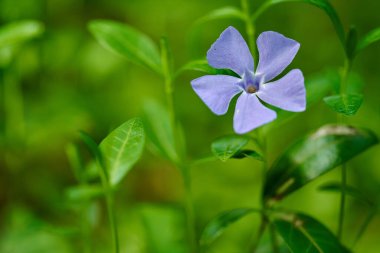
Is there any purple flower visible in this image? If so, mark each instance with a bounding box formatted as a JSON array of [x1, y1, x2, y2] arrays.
[[191, 26, 306, 134]]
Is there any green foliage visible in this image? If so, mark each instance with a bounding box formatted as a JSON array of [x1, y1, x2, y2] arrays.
[[100, 118, 145, 186], [176, 59, 238, 78], [346, 26, 358, 60], [194, 6, 245, 25], [323, 94, 363, 116], [65, 185, 105, 201], [88, 20, 162, 74], [0, 20, 44, 48], [232, 149, 264, 161], [211, 135, 250, 162], [200, 208, 258, 249], [264, 124, 378, 201], [143, 100, 179, 163], [356, 27, 380, 53], [274, 212, 350, 253]]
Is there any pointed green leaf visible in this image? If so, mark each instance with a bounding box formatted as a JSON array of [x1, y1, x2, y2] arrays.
[[323, 94, 363, 116], [346, 26, 358, 60], [100, 118, 145, 186], [264, 124, 378, 201], [0, 20, 44, 48], [211, 135, 250, 162], [175, 59, 238, 78], [254, 0, 345, 46], [143, 100, 179, 163], [195, 6, 245, 25], [88, 20, 161, 74], [274, 212, 350, 253], [356, 27, 380, 53], [200, 208, 259, 249]]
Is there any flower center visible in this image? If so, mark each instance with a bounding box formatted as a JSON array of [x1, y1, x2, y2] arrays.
[[246, 85, 257, 94]]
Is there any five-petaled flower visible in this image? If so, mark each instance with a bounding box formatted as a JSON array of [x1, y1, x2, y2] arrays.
[[191, 26, 306, 134]]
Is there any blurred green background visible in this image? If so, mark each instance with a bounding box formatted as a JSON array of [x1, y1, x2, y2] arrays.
[[0, 0, 380, 252]]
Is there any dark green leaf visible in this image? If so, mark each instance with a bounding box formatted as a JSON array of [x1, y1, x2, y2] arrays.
[[194, 6, 245, 25], [254, 0, 345, 46], [88, 20, 161, 74], [143, 100, 179, 163], [175, 59, 238, 78], [274, 212, 350, 253], [100, 118, 145, 186], [65, 185, 104, 201], [318, 181, 374, 206], [356, 27, 380, 53], [323, 94, 363, 116], [232, 149, 264, 161], [211, 135, 250, 162], [346, 26, 358, 60], [200, 208, 259, 249], [0, 20, 44, 48], [264, 124, 378, 201]]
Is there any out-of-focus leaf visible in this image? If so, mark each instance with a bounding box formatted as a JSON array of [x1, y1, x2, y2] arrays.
[[346, 26, 358, 60], [254, 0, 345, 46], [274, 212, 350, 253], [232, 149, 264, 161], [66, 143, 85, 183], [175, 59, 238, 78], [88, 20, 161, 74], [79, 131, 103, 164], [264, 124, 378, 201], [356, 27, 380, 53], [318, 181, 374, 206], [211, 135, 250, 162], [323, 94, 363, 116], [100, 118, 145, 186], [140, 205, 188, 253], [65, 185, 104, 201], [143, 100, 179, 163], [0, 20, 44, 48], [200, 208, 259, 249], [194, 6, 245, 25]]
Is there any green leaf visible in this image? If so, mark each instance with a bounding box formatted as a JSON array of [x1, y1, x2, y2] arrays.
[[175, 59, 238, 78], [65, 143, 85, 183], [356, 27, 380, 53], [88, 20, 161, 74], [100, 118, 145, 186], [0, 20, 44, 48], [65, 185, 105, 201], [194, 6, 245, 25], [232, 149, 264, 161], [143, 100, 179, 163], [211, 135, 250, 162], [255, 0, 345, 46], [323, 94, 363, 116], [200, 208, 259, 249], [345, 26, 358, 60], [274, 212, 350, 253], [318, 181, 374, 206], [264, 124, 378, 201]]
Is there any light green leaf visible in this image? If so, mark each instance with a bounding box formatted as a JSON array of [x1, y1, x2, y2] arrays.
[[274, 212, 350, 253], [88, 20, 161, 74], [323, 94, 363, 116], [100, 118, 145, 186], [65, 185, 105, 201], [254, 0, 345, 46], [175, 59, 238, 78], [195, 6, 245, 25], [143, 100, 179, 163], [200, 208, 259, 249], [0, 20, 44, 48], [211, 135, 250, 162], [356, 27, 380, 53], [263, 124, 378, 201]]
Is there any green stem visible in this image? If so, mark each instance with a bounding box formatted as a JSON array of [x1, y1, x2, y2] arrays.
[[241, 0, 256, 56], [269, 222, 280, 253], [249, 216, 268, 252]]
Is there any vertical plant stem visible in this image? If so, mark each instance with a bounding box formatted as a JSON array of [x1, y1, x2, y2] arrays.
[[241, 0, 256, 57], [269, 222, 280, 253], [337, 59, 352, 239]]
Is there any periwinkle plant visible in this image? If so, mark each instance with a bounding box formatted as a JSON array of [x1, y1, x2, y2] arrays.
[[61, 0, 380, 253]]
